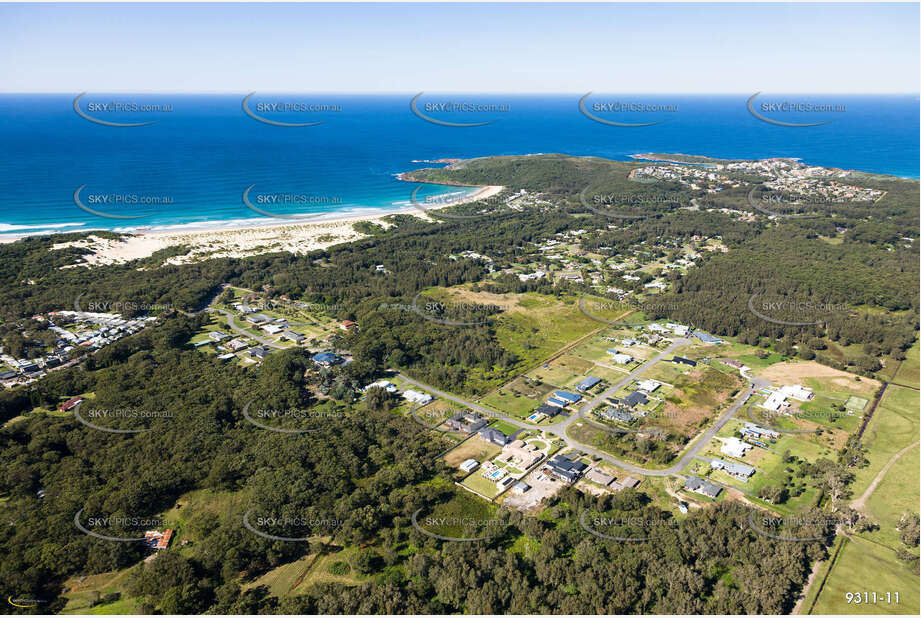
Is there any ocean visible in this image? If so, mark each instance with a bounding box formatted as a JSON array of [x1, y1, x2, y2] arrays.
[[0, 93, 917, 238]]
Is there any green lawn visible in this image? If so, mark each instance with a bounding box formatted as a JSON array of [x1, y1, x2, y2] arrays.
[[809, 535, 919, 614], [851, 386, 920, 498]]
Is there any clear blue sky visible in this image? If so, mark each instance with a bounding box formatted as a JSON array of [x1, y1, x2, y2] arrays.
[[1, 2, 918, 93]]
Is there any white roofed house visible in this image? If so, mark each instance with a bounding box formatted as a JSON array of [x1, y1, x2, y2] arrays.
[[720, 437, 753, 459], [761, 391, 787, 412], [779, 385, 814, 401], [403, 389, 433, 405]]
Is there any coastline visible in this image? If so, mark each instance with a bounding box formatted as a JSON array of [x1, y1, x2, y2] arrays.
[[13, 183, 503, 267]]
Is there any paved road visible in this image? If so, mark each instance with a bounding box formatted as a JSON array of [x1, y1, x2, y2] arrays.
[[397, 337, 757, 477], [209, 308, 286, 350]]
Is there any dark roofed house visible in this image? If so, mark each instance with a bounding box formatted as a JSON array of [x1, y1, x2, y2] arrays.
[[1, 370, 20, 381], [599, 407, 634, 423], [280, 330, 306, 343], [446, 411, 487, 434], [576, 376, 601, 392], [670, 356, 697, 367], [249, 347, 268, 360], [684, 476, 722, 498], [478, 426, 510, 446], [313, 352, 343, 367], [535, 403, 561, 417], [624, 391, 649, 408], [544, 454, 588, 484]]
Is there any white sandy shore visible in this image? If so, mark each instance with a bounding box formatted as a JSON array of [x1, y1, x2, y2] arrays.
[[15, 184, 503, 268]]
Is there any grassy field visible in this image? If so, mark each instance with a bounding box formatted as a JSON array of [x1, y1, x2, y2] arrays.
[[60, 568, 141, 614], [806, 383, 921, 615], [808, 535, 919, 614], [850, 386, 920, 497], [242, 554, 318, 597]]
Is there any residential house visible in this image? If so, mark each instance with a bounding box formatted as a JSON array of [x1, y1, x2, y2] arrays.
[[58, 396, 84, 411], [624, 391, 649, 409], [607, 350, 633, 364], [478, 426, 510, 446], [710, 458, 756, 481], [280, 330, 305, 343], [684, 476, 722, 498], [403, 390, 433, 405], [761, 391, 787, 412], [554, 390, 582, 404], [740, 422, 779, 440], [636, 379, 660, 392], [693, 331, 722, 344], [543, 454, 588, 483], [598, 407, 634, 423], [313, 352, 343, 367], [249, 347, 268, 360], [502, 440, 543, 469], [780, 385, 814, 401], [546, 397, 569, 408], [670, 356, 697, 367], [576, 376, 601, 392], [720, 437, 753, 458], [585, 468, 615, 487], [535, 403, 561, 417], [339, 320, 359, 332], [446, 411, 487, 434], [512, 482, 531, 495]]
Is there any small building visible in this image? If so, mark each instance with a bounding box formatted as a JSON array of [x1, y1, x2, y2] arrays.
[[0, 370, 19, 381], [478, 426, 510, 446], [684, 476, 722, 498], [249, 347, 268, 360], [666, 322, 690, 336], [208, 331, 229, 341], [217, 352, 236, 361], [512, 481, 531, 495], [227, 339, 249, 351], [261, 324, 284, 335], [576, 376, 601, 392], [459, 458, 480, 473], [339, 320, 359, 332], [585, 468, 615, 487], [619, 476, 640, 489], [670, 356, 697, 367], [58, 396, 84, 412], [144, 529, 173, 551]]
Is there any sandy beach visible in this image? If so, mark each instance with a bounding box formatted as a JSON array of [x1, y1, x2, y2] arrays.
[[17, 184, 504, 268]]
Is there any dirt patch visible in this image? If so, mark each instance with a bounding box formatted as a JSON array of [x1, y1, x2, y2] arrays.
[[500, 471, 564, 513], [756, 361, 879, 395], [444, 437, 502, 468]]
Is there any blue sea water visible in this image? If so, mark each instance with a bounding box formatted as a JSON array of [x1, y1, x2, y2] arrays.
[[0, 93, 917, 237]]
